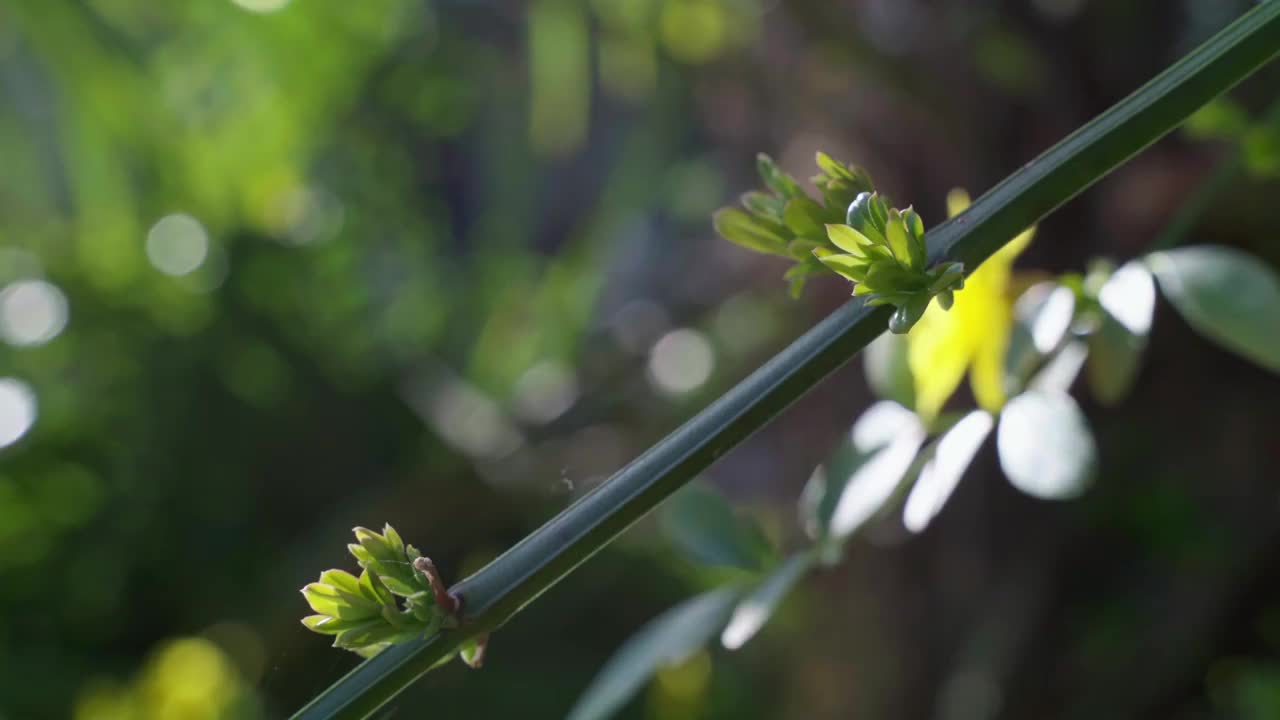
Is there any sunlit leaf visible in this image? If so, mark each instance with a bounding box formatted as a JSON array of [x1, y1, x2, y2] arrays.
[[903, 410, 993, 533], [1088, 262, 1154, 405], [567, 588, 741, 720], [721, 552, 815, 650], [1148, 246, 1280, 372], [1029, 341, 1088, 394], [1098, 261, 1156, 336], [783, 197, 827, 237], [997, 390, 1096, 500], [829, 415, 926, 541], [659, 483, 773, 572], [850, 400, 918, 453], [798, 447, 871, 541], [825, 224, 873, 255], [713, 208, 788, 256]]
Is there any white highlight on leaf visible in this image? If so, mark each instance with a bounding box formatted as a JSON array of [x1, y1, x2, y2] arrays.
[[1099, 261, 1155, 336], [1031, 285, 1076, 353], [903, 410, 993, 533], [1029, 341, 1088, 394], [997, 390, 1096, 500], [831, 415, 926, 540], [851, 400, 917, 453], [721, 553, 814, 650]]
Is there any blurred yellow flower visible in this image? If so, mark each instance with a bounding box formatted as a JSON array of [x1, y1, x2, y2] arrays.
[[75, 636, 255, 720], [906, 190, 1035, 421]]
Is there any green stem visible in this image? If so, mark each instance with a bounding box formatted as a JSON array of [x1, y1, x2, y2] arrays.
[[293, 5, 1280, 718]]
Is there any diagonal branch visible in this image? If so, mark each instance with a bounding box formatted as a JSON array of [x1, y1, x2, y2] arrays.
[[293, 4, 1280, 718]]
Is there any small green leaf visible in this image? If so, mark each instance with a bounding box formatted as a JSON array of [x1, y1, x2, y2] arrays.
[[863, 331, 916, 409], [888, 295, 930, 334], [359, 569, 395, 608], [884, 210, 916, 269], [659, 483, 773, 572], [865, 262, 927, 293], [814, 251, 868, 282], [902, 410, 993, 532], [714, 208, 788, 256], [319, 570, 363, 598], [301, 615, 362, 635], [845, 192, 886, 242], [354, 527, 398, 563], [302, 584, 377, 619], [348, 543, 376, 566], [783, 263, 819, 298], [821, 180, 862, 217], [333, 620, 404, 650], [815, 151, 853, 180], [382, 524, 405, 553], [721, 552, 815, 650], [1147, 246, 1280, 372], [902, 207, 927, 267], [825, 224, 872, 256], [783, 197, 827, 237], [997, 390, 1096, 500], [756, 153, 803, 198], [567, 588, 742, 720], [741, 191, 783, 220]]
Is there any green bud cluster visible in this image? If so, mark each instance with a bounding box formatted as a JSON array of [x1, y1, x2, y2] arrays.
[[301, 524, 456, 660], [713, 153, 965, 333]]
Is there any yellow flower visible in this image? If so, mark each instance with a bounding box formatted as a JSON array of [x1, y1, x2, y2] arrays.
[[906, 190, 1035, 421]]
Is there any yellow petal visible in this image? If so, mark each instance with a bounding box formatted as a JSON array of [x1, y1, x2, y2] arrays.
[[969, 301, 1014, 413], [908, 299, 975, 422], [905, 189, 1037, 420], [946, 188, 971, 218]]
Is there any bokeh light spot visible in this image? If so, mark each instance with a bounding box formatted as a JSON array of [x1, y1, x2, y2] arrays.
[[0, 279, 69, 347], [231, 0, 291, 13], [0, 378, 38, 449], [146, 213, 209, 277], [648, 328, 715, 395], [512, 361, 579, 424]]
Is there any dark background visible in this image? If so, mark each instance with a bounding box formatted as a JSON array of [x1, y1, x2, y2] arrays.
[[1, 0, 1279, 718]]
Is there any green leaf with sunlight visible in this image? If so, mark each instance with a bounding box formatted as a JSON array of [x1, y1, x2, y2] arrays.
[[720, 552, 816, 650], [713, 208, 789, 256], [567, 588, 742, 720], [1088, 261, 1157, 405], [902, 409, 994, 533], [1147, 246, 1280, 372]]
